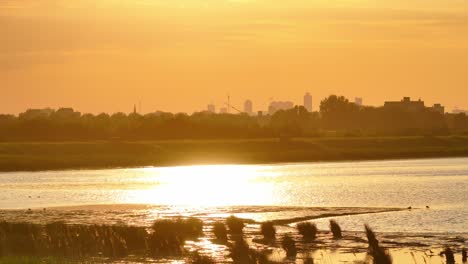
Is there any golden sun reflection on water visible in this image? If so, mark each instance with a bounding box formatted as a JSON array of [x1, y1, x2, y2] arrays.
[[125, 165, 276, 206]]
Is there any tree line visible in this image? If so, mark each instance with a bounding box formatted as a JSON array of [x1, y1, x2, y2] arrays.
[[1, 95, 468, 141]]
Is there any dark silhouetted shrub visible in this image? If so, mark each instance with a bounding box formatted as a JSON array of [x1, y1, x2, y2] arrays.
[[281, 235, 297, 258], [297, 222, 318, 241], [365, 225, 392, 264], [213, 222, 228, 242], [260, 221, 276, 241], [329, 220, 342, 239], [226, 215, 244, 235]]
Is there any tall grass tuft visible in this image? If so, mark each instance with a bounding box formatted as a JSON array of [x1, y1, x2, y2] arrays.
[[329, 220, 342, 239], [228, 239, 274, 264], [229, 239, 255, 263], [296, 222, 318, 242], [260, 221, 276, 241], [281, 234, 297, 258], [439, 247, 455, 264], [364, 225, 392, 264], [212, 222, 228, 242], [149, 217, 204, 256], [226, 215, 244, 235]]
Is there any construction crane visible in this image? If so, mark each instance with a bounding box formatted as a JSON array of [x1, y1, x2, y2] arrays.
[[224, 102, 243, 114]]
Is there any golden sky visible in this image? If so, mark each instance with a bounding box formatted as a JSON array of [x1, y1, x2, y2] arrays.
[[2, 0, 468, 114]]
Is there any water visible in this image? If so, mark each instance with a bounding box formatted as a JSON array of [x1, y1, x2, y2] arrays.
[[0, 157, 467, 234]]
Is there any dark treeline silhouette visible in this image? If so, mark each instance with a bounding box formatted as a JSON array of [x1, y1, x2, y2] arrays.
[[1, 95, 468, 141]]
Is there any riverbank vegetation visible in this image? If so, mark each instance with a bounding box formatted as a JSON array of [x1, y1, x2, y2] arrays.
[[0, 218, 464, 263], [1, 96, 468, 142], [1, 136, 468, 171]]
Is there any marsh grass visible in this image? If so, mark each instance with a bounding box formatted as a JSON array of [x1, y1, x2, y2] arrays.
[[149, 217, 204, 256], [228, 239, 274, 264], [296, 222, 317, 242], [212, 222, 228, 242], [0, 218, 204, 260], [364, 225, 392, 264], [440, 247, 455, 264], [281, 235, 297, 258], [329, 220, 342, 239], [3, 136, 468, 172], [260, 221, 276, 241], [226, 215, 244, 235], [1, 218, 463, 263]]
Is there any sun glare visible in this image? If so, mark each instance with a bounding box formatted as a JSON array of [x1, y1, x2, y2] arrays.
[[125, 165, 275, 207]]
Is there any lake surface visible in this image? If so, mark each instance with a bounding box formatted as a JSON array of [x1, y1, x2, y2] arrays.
[[0, 157, 467, 234]]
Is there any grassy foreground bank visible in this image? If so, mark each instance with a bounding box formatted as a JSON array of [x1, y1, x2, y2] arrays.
[[1, 136, 468, 172]]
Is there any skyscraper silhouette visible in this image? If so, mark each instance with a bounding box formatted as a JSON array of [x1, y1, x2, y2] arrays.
[[304, 92, 312, 112]]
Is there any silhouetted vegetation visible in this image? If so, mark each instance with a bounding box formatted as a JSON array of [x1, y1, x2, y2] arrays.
[[1, 220, 465, 263], [440, 247, 455, 264], [281, 234, 297, 258], [296, 222, 317, 242], [229, 239, 257, 264], [365, 225, 392, 264], [149, 217, 203, 256], [0, 218, 204, 260], [0, 221, 143, 259], [329, 220, 342, 239], [212, 222, 228, 242], [226, 216, 244, 235], [2, 96, 468, 172], [2, 95, 468, 143], [260, 221, 276, 241]]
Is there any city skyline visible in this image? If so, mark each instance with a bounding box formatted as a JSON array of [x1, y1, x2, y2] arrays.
[[1, 90, 465, 115], [6, 94, 458, 116]]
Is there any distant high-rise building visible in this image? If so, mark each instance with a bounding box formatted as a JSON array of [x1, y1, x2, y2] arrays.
[[207, 104, 216, 113], [268, 101, 294, 115], [244, 100, 253, 115], [303, 92, 312, 112], [431, 104, 445, 114], [220, 107, 228, 114], [384, 97, 444, 114], [355, 97, 363, 106], [384, 97, 425, 112]]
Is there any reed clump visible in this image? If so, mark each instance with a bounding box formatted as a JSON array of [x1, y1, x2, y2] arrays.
[[296, 222, 317, 242], [212, 222, 228, 242], [329, 220, 342, 239], [281, 234, 297, 258], [440, 247, 455, 264], [228, 239, 274, 264], [226, 215, 244, 235], [260, 221, 276, 241], [149, 217, 204, 256], [0, 218, 204, 259], [365, 225, 392, 264]]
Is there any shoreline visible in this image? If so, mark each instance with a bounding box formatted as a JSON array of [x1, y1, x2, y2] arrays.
[[2, 155, 468, 174], [1, 136, 468, 172], [0, 204, 406, 226]]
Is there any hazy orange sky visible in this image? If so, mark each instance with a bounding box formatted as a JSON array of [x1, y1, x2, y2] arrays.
[[2, 0, 468, 114]]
